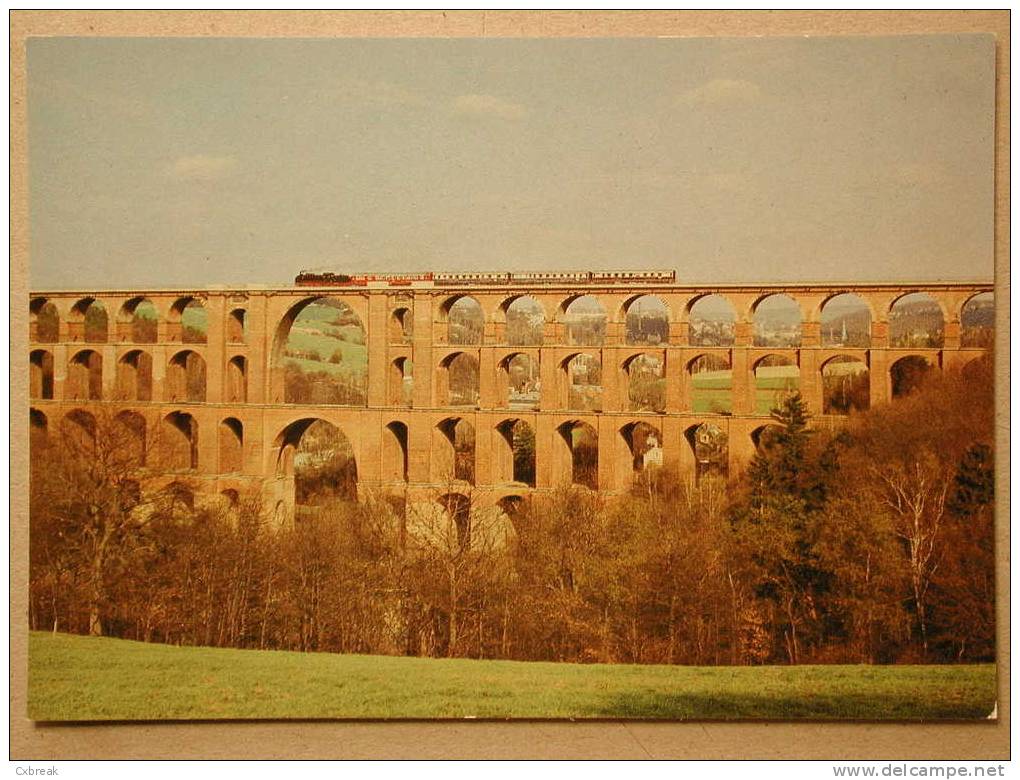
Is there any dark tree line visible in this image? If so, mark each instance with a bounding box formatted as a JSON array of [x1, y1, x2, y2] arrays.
[[29, 357, 995, 665]]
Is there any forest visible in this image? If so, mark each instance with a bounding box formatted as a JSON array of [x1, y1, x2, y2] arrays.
[[28, 356, 995, 667]]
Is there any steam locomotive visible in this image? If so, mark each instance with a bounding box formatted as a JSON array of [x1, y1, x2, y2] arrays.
[[294, 269, 676, 287]]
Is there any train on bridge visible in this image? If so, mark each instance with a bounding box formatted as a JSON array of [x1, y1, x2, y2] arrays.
[[294, 269, 677, 287]]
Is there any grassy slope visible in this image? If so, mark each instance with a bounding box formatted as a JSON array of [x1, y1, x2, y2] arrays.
[[28, 632, 995, 721]]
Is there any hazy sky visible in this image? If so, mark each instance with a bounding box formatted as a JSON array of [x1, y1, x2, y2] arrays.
[[27, 35, 994, 289]]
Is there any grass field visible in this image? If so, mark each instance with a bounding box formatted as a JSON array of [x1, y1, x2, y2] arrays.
[[28, 632, 995, 721]]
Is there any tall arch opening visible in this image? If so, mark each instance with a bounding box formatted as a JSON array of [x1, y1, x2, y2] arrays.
[[504, 296, 544, 346], [625, 353, 665, 412], [29, 408, 48, 451], [119, 297, 158, 343], [161, 412, 198, 471], [71, 298, 109, 344], [564, 353, 602, 411], [440, 352, 480, 407], [890, 293, 944, 348], [170, 298, 208, 344], [30, 350, 54, 400], [685, 423, 728, 481], [622, 421, 664, 483], [227, 309, 246, 344], [116, 350, 153, 401], [502, 353, 540, 409], [496, 419, 536, 486], [891, 355, 933, 399], [557, 420, 598, 490], [62, 409, 97, 457], [822, 356, 870, 414], [275, 419, 358, 506], [625, 295, 669, 346], [68, 350, 103, 400], [751, 424, 782, 453], [444, 296, 484, 345], [31, 298, 59, 343], [275, 297, 368, 405], [436, 417, 476, 484], [754, 354, 800, 414], [688, 294, 736, 347], [226, 355, 247, 403], [563, 295, 606, 347], [439, 493, 473, 550], [390, 307, 413, 344], [167, 350, 207, 402], [219, 417, 244, 474], [961, 292, 994, 348], [383, 421, 409, 483], [385, 356, 411, 406], [689, 354, 732, 414], [820, 293, 871, 348], [753, 294, 802, 348], [114, 410, 147, 469]]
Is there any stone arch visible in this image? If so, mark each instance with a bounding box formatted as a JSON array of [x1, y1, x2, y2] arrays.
[[161, 411, 198, 471], [496, 494, 528, 530], [389, 356, 414, 406], [502, 295, 545, 346], [114, 410, 147, 469], [221, 488, 240, 508], [226, 355, 247, 403], [163, 481, 196, 514], [961, 291, 994, 348], [753, 353, 800, 414], [891, 355, 933, 399], [688, 294, 736, 347], [30, 298, 60, 343], [438, 492, 473, 550], [623, 294, 669, 346], [820, 293, 871, 348], [439, 352, 480, 407], [441, 295, 484, 346], [621, 420, 664, 477], [623, 352, 665, 413], [116, 350, 153, 401], [501, 352, 540, 409], [169, 297, 208, 344], [272, 296, 368, 406], [561, 294, 606, 347], [383, 421, 409, 483], [496, 418, 536, 486], [69, 298, 109, 343], [67, 349, 103, 400], [750, 424, 782, 452], [273, 418, 358, 504], [752, 293, 802, 348], [118, 297, 159, 343], [29, 408, 48, 449], [390, 306, 413, 344], [889, 292, 945, 348], [435, 417, 476, 484], [562, 352, 603, 412], [688, 353, 732, 414], [62, 408, 97, 455], [29, 349, 54, 400], [219, 417, 244, 474], [821, 355, 870, 414], [167, 350, 207, 402], [556, 420, 598, 490], [685, 422, 728, 481], [227, 308, 246, 344]]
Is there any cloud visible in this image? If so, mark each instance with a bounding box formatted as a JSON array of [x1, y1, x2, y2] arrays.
[[451, 93, 528, 121], [676, 78, 762, 108], [168, 155, 238, 182]]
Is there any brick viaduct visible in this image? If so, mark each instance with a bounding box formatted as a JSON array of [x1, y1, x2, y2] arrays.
[[28, 280, 993, 523]]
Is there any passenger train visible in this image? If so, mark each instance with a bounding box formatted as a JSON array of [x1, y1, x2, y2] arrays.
[[294, 269, 676, 287]]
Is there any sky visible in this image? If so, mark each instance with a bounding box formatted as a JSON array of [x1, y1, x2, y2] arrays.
[[27, 35, 994, 289]]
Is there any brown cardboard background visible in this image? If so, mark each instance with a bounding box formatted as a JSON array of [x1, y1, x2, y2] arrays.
[[9, 10, 1010, 760]]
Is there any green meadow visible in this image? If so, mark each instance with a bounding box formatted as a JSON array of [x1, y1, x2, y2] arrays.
[[28, 632, 995, 721]]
